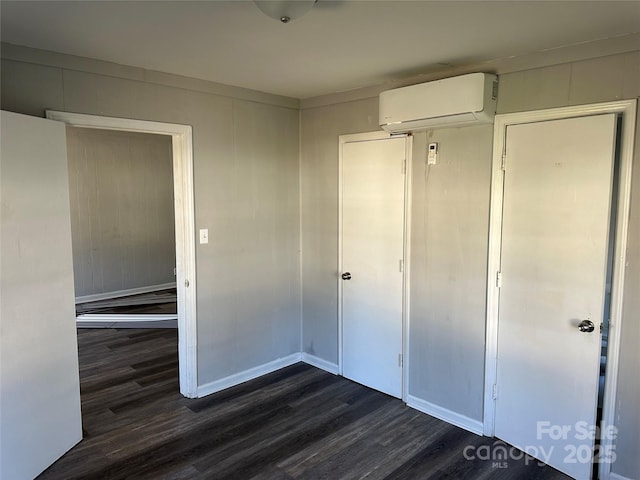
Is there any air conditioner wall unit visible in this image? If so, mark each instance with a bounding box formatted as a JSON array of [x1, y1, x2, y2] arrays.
[[379, 73, 498, 133]]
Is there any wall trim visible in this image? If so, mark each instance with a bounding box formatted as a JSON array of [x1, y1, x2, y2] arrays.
[[75, 282, 176, 304], [300, 353, 339, 375], [407, 395, 484, 436], [300, 33, 640, 110], [1, 43, 299, 110], [298, 108, 305, 358], [46, 110, 198, 399], [609, 473, 633, 480], [76, 315, 177, 329], [197, 353, 302, 398], [402, 135, 414, 404]]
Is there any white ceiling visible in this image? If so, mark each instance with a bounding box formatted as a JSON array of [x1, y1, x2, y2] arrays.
[[1, 1, 639, 99]]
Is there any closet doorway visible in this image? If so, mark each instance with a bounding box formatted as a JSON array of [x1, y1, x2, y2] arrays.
[[47, 111, 198, 398], [483, 100, 636, 480], [338, 131, 412, 400]]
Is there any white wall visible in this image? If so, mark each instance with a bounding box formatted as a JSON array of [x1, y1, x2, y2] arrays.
[[66, 127, 176, 298], [408, 125, 493, 423]]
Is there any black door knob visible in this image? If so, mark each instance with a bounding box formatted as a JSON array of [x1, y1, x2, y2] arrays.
[[577, 320, 595, 333], [341, 272, 352, 280]]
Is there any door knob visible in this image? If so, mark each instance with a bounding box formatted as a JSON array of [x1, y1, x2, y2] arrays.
[[577, 320, 595, 333], [341, 272, 352, 280]]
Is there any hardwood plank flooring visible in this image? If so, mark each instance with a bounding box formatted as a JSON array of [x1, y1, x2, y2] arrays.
[[76, 289, 177, 316], [37, 329, 571, 480]]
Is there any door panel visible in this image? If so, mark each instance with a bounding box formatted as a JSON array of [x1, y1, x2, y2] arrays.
[[1, 111, 82, 479], [495, 114, 617, 480], [341, 137, 405, 398]]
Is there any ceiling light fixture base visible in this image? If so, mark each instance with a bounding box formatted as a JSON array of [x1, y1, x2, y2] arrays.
[[254, 0, 317, 24]]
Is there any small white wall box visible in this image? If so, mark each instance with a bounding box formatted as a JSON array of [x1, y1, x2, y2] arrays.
[[428, 143, 438, 165]]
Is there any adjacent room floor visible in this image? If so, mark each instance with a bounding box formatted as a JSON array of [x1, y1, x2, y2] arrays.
[[75, 289, 177, 316], [37, 328, 570, 480]]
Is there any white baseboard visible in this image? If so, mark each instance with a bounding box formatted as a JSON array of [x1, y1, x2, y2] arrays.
[[407, 394, 484, 436], [610, 473, 633, 480], [197, 353, 303, 398], [76, 314, 177, 329], [301, 353, 339, 375], [75, 282, 177, 304]]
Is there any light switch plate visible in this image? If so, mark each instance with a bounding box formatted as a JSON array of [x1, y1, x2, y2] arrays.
[[199, 229, 209, 244]]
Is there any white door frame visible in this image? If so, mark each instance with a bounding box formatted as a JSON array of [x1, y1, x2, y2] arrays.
[[483, 100, 636, 479], [338, 131, 413, 401], [46, 110, 198, 398]]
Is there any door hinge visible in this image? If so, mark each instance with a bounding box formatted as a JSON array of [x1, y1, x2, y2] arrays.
[[398, 353, 403, 367], [492, 384, 498, 400], [185, 279, 190, 288], [402, 158, 407, 174], [496, 271, 502, 288], [399, 259, 404, 273], [501, 152, 507, 171]]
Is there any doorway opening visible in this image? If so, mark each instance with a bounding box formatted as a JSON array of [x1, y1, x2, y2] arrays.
[[66, 127, 177, 326], [46, 111, 198, 398]]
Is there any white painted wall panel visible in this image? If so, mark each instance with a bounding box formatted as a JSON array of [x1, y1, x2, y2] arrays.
[[196, 100, 301, 380], [408, 125, 492, 422]]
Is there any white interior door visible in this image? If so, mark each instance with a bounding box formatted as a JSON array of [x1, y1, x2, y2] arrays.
[[495, 114, 617, 480], [1, 111, 83, 479], [341, 136, 406, 398]]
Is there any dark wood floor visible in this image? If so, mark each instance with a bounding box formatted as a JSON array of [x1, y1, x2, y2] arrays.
[[76, 289, 177, 316], [38, 328, 570, 480]]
